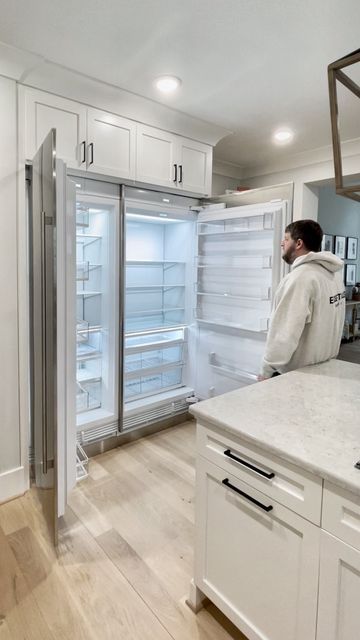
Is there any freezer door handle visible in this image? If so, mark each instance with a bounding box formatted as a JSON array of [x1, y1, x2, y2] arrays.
[[81, 140, 86, 164], [223, 449, 275, 479], [173, 163, 178, 183], [89, 142, 94, 165], [40, 210, 49, 474]]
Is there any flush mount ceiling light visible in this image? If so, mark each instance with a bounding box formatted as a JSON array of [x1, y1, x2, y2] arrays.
[[328, 48, 360, 203], [272, 129, 294, 144], [154, 75, 181, 93]]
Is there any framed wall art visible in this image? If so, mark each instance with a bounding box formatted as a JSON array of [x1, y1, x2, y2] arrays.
[[321, 234, 334, 252], [345, 263, 357, 286], [346, 237, 358, 260], [334, 235, 346, 259]]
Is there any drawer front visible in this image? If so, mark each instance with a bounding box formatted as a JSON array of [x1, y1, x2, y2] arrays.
[[197, 422, 322, 524], [322, 481, 360, 551], [195, 456, 320, 640]]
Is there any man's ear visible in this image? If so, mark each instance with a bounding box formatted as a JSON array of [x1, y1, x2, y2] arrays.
[[296, 238, 304, 250]]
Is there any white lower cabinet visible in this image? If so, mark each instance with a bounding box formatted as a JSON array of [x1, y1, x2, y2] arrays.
[[317, 531, 360, 640], [195, 456, 320, 640], [192, 422, 360, 640]]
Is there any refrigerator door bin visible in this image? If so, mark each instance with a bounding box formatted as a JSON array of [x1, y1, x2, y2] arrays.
[[197, 211, 273, 235], [208, 352, 258, 383], [197, 255, 272, 269], [195, 295, 270, 332]]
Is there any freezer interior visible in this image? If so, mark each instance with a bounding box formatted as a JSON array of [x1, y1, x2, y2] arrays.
[[76, 194, 118, 431]]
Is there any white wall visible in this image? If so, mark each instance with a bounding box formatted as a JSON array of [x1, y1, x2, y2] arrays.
[[243, 140, 360, 221], [0, 76, 24, 502], [211, 159, 244, 196]]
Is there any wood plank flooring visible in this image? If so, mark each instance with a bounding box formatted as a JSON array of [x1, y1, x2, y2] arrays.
[[0, 421, 247, 640]]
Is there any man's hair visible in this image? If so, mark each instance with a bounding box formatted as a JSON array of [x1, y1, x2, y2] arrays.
[[285, 220, 323, 252]]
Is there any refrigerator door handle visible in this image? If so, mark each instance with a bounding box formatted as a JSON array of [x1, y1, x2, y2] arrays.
[[173, 163, 178, 183], [40, 210, 49, 474]]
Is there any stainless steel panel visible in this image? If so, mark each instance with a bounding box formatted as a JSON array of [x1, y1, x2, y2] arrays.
[[30, 129, 58, 543]]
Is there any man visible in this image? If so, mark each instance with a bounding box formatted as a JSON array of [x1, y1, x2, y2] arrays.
[[258, 219, 345, 380]]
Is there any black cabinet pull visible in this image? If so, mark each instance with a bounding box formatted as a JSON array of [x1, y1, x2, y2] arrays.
[[222, 478, 273, 512], [173, 163, 178, 182], [81, 140, 86, 164], [89, 142, 94, 165], [224, 449, 275, 479], [178, 164, 183, 183]]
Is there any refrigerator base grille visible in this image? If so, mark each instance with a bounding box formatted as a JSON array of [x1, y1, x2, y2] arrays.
[[76, 398, 190, 446], [123, 397, 189, 431]]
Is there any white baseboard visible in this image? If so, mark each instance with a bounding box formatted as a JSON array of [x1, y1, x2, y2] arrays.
[[0, 466, 26, 504]]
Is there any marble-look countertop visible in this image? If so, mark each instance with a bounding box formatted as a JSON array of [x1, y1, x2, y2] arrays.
[[190, 359, 360, 496]]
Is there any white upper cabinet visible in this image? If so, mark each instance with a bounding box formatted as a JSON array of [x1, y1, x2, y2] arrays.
[[86, 108, 136, 178], [21, 87, 213, 193], [22, 88, 87, 168], [136, 124, 212, 195], [136, 124, 178, 188], [178, 138, 212, 195]]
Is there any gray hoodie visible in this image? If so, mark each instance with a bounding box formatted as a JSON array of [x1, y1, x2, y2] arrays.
[[261, 251, 345, 378]]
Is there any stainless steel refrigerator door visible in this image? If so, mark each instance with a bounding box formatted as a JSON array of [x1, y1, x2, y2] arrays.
[[30, 128, 70, 544]]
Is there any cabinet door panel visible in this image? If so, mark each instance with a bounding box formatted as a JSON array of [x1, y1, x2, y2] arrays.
[[23, 88, 86, 168], [195, 457, 319, 640], [317, 531, 360, 640], [87, 108, 136, 178], [179, 139, 212, 195], [136, 124, 177, 188]]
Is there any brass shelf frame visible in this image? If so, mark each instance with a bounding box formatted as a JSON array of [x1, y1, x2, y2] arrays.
[[328, 48, 360, 202]]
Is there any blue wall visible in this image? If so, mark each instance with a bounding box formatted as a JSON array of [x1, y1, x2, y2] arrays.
[[318, 185, 360, 285]]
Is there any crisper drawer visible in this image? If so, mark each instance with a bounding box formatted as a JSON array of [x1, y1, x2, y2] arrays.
[[322, 481, 360, 552], [197, 422, 322, 524]]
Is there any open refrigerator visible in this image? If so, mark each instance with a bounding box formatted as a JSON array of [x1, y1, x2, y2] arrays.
[[73, 184, 289, 445], [29, 131, 290, 535]]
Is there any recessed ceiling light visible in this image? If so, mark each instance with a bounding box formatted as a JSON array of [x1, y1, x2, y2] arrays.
[[273, 129, 294, 144], [155, 75, 181, 93]]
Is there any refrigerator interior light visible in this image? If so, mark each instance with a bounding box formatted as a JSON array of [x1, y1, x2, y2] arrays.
[[126, 213, 180, 223]]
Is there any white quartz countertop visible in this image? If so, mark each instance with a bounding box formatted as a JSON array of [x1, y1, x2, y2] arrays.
[[190, 359, 360, 496]]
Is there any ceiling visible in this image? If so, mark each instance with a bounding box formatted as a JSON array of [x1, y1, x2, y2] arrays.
[[0, 0, 359, 169]]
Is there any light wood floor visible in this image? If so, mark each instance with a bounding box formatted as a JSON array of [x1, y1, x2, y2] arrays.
[[0, 420, 247, 640]]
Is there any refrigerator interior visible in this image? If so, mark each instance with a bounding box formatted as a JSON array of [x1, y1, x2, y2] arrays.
[[123, 199, 197, 429], [75, 192, 119, 433], [194, 202, 287, 399]]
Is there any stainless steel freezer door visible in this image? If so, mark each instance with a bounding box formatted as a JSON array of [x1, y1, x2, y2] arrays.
[[30, 129, 76, 544]]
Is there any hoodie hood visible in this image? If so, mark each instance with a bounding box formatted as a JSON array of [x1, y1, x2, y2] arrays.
[[292, 251, 344, 273]]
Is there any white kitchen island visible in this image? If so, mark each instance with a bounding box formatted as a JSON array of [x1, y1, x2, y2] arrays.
[[188, 359, 360, 640]]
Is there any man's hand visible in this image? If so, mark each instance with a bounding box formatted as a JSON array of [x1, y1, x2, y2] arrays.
[[257, 375, 269, 382]]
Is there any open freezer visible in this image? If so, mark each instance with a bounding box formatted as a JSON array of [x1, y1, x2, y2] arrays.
[[75, 188, 119, 436]]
